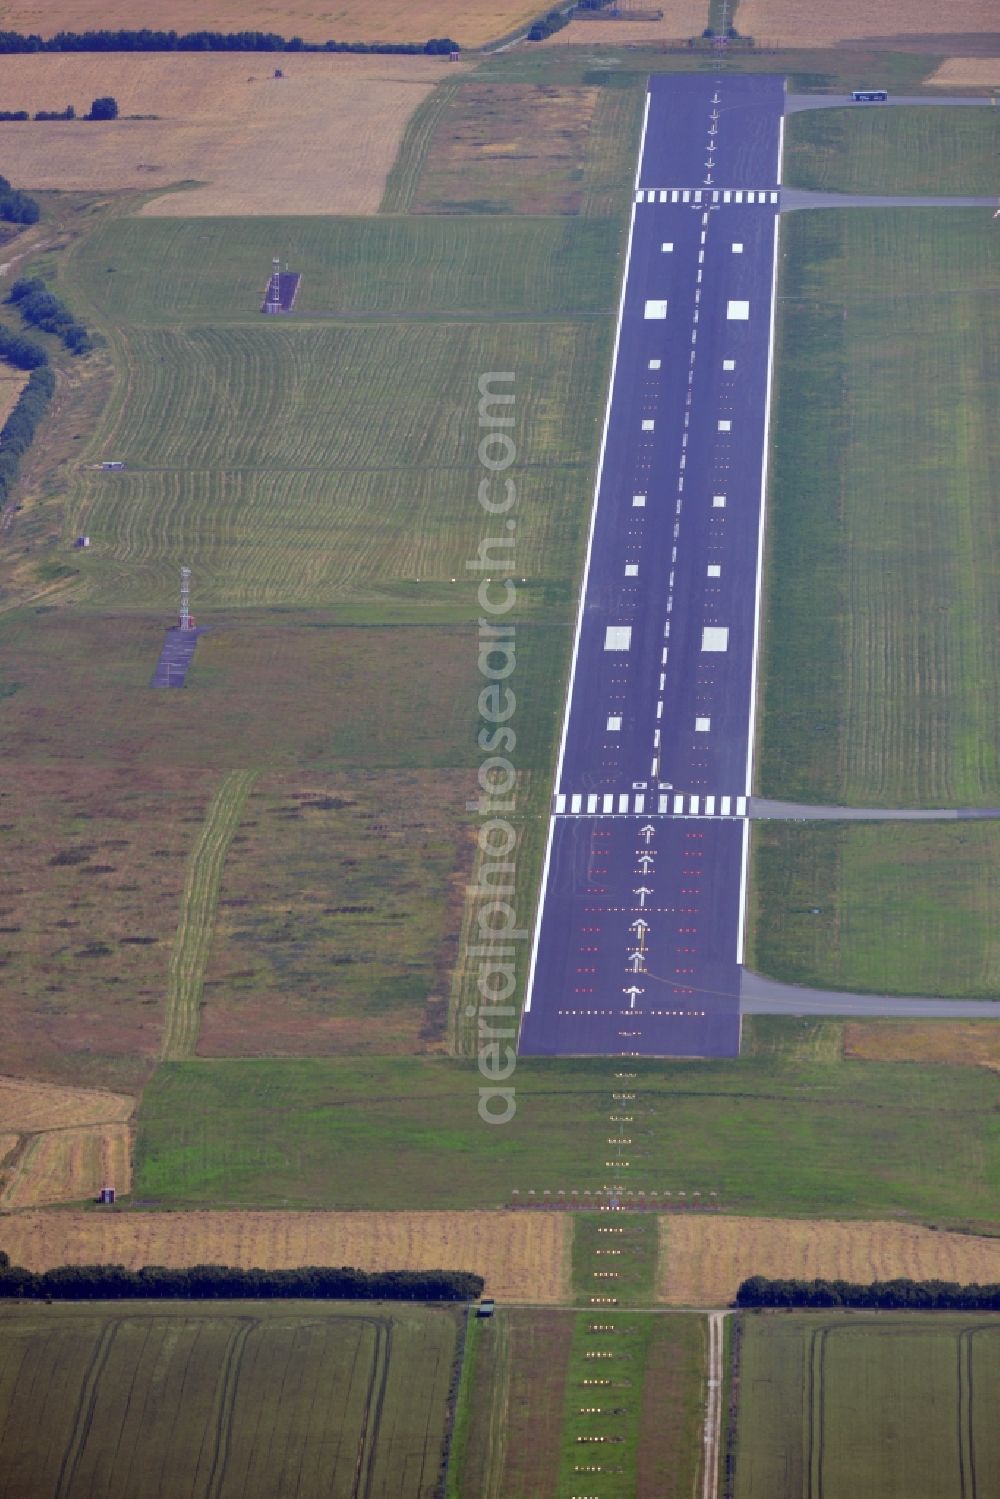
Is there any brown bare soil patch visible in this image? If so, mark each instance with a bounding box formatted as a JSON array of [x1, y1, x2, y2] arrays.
[[0, 54, 458, 216], [1, 1123, 131, 1207], [737, 0, 998, 48], [0, 765, 216, 1090], [844, 1020, 1000, 1068], [0, 369, 27, 426], [412, 83, 600, 214], [540, 6, 709, 45], [198, 770, 475, 1058], [0, 1210, 572, 1301], [928, 56, 1000, 85], [0, 1, 539, 48], [659, 1216, 1000, 1306]]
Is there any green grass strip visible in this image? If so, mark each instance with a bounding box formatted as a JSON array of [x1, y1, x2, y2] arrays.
[[161, 769, 257, 1060], [380, 79, 463, 214]]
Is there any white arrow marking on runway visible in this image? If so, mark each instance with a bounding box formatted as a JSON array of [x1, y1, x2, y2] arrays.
[[704, 172, 714, 184], [709, 124, 718, 135], [624, 985, 644, 1009], [627, 951, 644, 973], [637, 853, 655, 872], [629, 917, 650, 936], [639, 824, 656, 844], [634, 886, 652, 908]]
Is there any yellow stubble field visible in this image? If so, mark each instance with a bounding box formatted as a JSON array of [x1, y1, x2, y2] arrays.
[[928, 58, 1000, 88], [0, 1076, 134, 1207], [659, 1216, 1000, 1306], [0, 53, 460, 215], [0, 1210, 572, 1301], [737, 0, 998, 47], [0, 1, 541, 47], [0, 368, 27, 425]]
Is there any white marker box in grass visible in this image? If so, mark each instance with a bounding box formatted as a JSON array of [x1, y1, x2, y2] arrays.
[[604, 626, 632, 652], [644, 299, 668, 320], [607, 715, 622, 731], [707, 563, 721, 577], [727, 300, 749, 320], [632, 494, 646, 508], [713, 495, 726, 508], [625, 563, 638, 577], [732, 243, 743, 254], [648, 358, 661, 370], [723, 359, 735, 371], [695, 717, 711, 732], [718, 420, 731, 432], [701, 627, 729, 652], [642, 419, 655, 431]]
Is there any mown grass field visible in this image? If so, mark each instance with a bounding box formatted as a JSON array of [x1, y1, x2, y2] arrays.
[[384, 79, 645, 217], [199, 771, 473, 1057], [449, 1309, 705, 1499], [58, 212, 614, 612], [0, 764, 217, 1089], [134, 1055, 999, 1225], [72, 214, 620, 324], [733, 1313, 1000, 1499], [784, 106, 1000, 195], [0, 1300, 461, 1499], [756, 209, 1000, 807], [749, 821, 1000, 997]]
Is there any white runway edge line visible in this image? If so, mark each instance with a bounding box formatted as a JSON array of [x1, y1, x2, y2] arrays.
[[520, 90, 651, 1021], [736, 116, 784, 966]]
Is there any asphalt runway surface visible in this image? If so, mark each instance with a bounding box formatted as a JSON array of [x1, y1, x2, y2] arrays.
[[520, 75, 785, 1059]]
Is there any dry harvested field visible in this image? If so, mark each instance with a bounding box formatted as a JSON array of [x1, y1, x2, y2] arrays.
[[1, 1123, 131, 1206], [845, 1020, 1000, 1068], [0, 764, 216, 1089], [928, 56, 1000, 86], [737, 0, 999, 48], [0, 1210, 572, 1301], [0, 54, 458, 215], [0, 0, 540, 47], [0, 1075, 133, 1130], [540, 5, 708, 44], [659, 1216, 1000, 1306], [0, 1076, 134, 1207]]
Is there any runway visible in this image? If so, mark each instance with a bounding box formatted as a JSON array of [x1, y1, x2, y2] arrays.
[[519, 75, 785, 1059]]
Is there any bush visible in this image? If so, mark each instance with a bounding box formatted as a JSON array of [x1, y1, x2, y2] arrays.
[[0, 110, 28, 121], [34, 104, 75, 120], [0, 364, 55, 509], [0, 188, 39, 224], [88, 95, 119, 120], [8, 275, 91, 354], [0, 327, 47, 369]]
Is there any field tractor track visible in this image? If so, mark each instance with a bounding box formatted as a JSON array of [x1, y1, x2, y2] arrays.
[[53, 1317, 123, 1499], [354, 1316, 393, 1499], [204, 1316, 260, 1499], [161, 768, 257, 1061]]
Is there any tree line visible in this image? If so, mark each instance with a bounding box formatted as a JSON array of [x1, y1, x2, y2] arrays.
[[0, 29, 459, 55], [736, 1276, 1000, 1310], [0, 172, 39, 225], [0, 364, 55, 511], [0, 1251, 484, 1302], [8, 276, 92, 355]]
